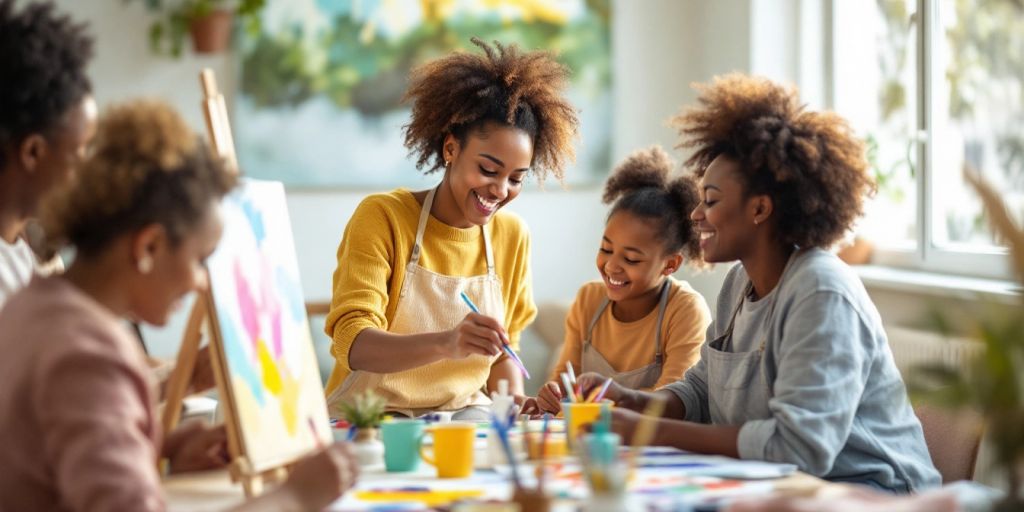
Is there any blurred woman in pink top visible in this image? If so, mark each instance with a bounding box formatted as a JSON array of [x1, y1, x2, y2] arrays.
[[0, 100, 359, 511]]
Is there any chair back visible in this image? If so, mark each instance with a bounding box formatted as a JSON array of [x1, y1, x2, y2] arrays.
[[914, 404, 983, 483]]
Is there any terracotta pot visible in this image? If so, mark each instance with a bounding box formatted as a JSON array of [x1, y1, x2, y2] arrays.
[[837, 237, 874, 266], [189, 9, 232, 54]]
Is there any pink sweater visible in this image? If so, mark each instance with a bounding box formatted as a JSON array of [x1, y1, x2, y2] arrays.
[[0, 276, 163, 511]]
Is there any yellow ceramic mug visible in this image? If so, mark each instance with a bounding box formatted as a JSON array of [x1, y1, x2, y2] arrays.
[[420, 423, 476, 478], [565, 402, 609, 448]]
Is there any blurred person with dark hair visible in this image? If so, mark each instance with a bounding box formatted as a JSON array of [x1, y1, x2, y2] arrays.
[[0, 0, 97, 309]]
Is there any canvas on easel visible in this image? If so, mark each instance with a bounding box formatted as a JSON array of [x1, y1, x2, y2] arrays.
[[161, 69, 330, 497], [205, 179, 331, 473]]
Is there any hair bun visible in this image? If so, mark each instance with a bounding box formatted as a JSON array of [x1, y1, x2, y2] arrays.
[[602, 145, 674, 204]]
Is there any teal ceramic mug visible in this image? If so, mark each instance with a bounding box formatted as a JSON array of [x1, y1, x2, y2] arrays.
[[381, 419, 426, 472]]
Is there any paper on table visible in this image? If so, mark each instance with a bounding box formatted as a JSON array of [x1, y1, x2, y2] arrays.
[[636, 447, 797, 479]]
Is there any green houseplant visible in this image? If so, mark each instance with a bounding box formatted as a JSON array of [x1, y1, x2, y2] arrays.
[[909, 167, 1024, 511], [125, 0, 265, 57], [338, 390, 387, 468]]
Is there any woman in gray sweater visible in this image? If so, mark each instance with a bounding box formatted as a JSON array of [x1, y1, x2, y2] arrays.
[[577, 74, 941, 493]]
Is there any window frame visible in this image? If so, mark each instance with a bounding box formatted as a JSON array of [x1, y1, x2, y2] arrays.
[[828, 0, 1013, 280]]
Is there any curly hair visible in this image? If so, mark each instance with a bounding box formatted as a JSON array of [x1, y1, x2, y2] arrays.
[[0, 0, 93, 166], [672, 74, 875, 249], [603, 146, 702, 264], [402, 37, 579, 181], [42, 100, 237, 256]]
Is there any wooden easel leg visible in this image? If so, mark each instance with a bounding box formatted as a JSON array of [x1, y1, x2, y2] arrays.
[[161, 294, 208, 435], [242, 474, 263, 498]]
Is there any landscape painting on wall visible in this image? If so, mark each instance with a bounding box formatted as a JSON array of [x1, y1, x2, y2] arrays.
[[235, 0, 611, 188]]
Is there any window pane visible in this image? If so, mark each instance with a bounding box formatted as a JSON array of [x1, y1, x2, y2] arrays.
[[834, 0, 918, 250], [931, 0, 1024, 250]]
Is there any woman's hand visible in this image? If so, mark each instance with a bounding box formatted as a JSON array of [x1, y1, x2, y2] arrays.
[[575, 372, 628, 404], [283, 442, 360, 510], [163, 420, 229, 473], [447, 312, 509, 359], [605, 407, 646, 444], [535, 381, 565, 414]]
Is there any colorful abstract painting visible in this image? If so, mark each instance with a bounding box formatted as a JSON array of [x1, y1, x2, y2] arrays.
[[206, 179, 331, 471], [235, 0, 612, 187]]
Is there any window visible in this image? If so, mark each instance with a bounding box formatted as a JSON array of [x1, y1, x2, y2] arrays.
[[831, 0, 1024, 279]]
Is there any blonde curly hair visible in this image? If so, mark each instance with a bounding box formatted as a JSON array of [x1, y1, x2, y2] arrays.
[[42, 99, 236, 255]]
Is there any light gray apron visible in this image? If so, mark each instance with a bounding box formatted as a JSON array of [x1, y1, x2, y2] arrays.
[[326, 187, 504, 418], [706, 252, 797, 425], [581, 279, 671, 389]]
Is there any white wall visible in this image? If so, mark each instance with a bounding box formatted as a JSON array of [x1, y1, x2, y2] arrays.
[[46, 0, 769, 358]]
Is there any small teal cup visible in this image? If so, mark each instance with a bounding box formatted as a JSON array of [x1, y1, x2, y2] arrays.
[[381, 419, 425, 472]]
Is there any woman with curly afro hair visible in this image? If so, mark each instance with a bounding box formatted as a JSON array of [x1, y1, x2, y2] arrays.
[[575, 74, 940, 493], [526, 146, 711, 415], [324, 38, 579, 419]]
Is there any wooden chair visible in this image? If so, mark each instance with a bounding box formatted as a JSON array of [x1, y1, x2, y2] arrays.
[[532, 301, 571, 379], [914, 403, 983, 483]]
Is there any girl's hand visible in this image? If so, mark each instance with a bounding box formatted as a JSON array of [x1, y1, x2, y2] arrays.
[[518, 395, 541, 416], [447, 312, 508, 359], [535, 381, 564, 414]]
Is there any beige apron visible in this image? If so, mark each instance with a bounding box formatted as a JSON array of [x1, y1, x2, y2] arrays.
[[581, 279, 671, 389], [327, 187, 505, 417]]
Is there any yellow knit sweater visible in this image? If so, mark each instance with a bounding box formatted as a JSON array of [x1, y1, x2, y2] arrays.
[[324, 189, 536, 398], [549, 277, 711, 390]]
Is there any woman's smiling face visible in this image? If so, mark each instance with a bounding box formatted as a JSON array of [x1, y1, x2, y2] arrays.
[[690, 155, 762, 264], [441, 121, 533, 228]]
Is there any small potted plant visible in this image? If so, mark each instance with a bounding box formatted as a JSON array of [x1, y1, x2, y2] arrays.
[[338, 390, 387, 468], [909, 167, 1024, 511], [125, 0, 265, 57]]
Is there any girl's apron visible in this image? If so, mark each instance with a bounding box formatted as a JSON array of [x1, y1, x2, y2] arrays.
[[581, 279, 671, 389], [706, 251, 797, 425], [327, 187, 505, 417]]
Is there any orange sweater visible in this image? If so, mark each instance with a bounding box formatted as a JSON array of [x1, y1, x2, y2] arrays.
[[550, 277, 711, 390]]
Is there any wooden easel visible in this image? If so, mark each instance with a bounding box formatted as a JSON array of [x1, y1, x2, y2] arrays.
[[160, 69, 290, 497]]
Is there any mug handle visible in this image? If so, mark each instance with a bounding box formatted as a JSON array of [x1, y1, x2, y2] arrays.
[[419, 427, 435, 466], [419, 443, 436, 467]]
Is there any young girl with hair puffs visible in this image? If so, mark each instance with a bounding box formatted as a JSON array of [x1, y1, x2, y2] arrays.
[[526, 146, 711, 414]]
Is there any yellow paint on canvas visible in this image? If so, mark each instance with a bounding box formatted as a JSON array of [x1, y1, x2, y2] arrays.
[[279, 368, 301, 436], [257, 339, 283, 395]]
